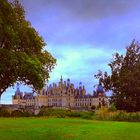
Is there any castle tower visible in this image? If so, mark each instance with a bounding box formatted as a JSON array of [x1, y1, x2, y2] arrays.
[[96, 83, 104, 97], [96, 82, 106, 107], [42, 88, 46, 96], [64, 81, 66, 86], [67, 78, 70, 87], [79, 82, 82, 95], [14, 83, 22, 100], [79, 82, 82, 87], [60, 75, 63, 83], [82, 85, 86, 95], [59, 76, 63, 87], [75, 87, 79, 96], [15, 83, 20, 94]]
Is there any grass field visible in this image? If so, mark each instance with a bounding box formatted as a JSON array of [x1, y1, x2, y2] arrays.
[[0, 118, 140, 140]]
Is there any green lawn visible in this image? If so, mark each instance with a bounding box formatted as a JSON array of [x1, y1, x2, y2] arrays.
[[0, 118, 140, 140]]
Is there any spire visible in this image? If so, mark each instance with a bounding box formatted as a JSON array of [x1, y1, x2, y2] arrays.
[[97, 83, 104, 94], [79, 82, 82, 87], [16, 83, 20, 93], [60, 75, 63, 81], [67, 78, 70, 87]]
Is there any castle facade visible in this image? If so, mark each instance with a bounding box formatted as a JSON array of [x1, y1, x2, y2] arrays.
[[12, 77, 108, 109]]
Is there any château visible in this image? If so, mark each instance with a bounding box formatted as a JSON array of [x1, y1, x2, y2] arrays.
[[12, 77, 108, 109]]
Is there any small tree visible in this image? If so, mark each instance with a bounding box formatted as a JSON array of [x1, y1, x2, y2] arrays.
[[95, 40, 140, 112]]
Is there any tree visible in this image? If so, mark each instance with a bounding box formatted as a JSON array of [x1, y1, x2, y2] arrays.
[[95, 40, 140, 112], [0, 0, 56, 99]]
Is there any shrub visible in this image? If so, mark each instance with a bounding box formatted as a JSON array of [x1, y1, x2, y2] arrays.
[[11, 110, 24, 117], [96, 107, 108, 118], [0, 107, 11, 117], [81, 112, 94, 119], [38, 107, 95, 119], [113, 111, 140, 122], [67, 111, 82, 117], [95, 107, 140, 122], [91, 105, 96, 110], [108, 104, 117, 112], [38, 108, 71, 118]]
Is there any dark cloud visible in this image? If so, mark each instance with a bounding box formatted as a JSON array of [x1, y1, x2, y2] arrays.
[[20, 0, 140, 21], [18, 0, 140, 48]]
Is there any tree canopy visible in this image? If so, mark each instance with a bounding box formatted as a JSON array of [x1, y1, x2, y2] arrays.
[[0, 0, 56, 97], [95, 40, 140, 112]]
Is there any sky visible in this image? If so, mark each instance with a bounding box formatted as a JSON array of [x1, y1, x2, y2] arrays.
[[2, 0, 140, 104]]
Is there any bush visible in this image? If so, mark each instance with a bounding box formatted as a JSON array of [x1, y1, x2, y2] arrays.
[[0, 107, 11, 117], [81, 112, 94, 119], [10, 109, 32, 117], [113, 111, 140, 122], [95, 107, 109, 120], [38, 108, 70, 118], [108, 104, 117, 112], [38, 107, 95, 119], [95, 107, 140, 122], [11, 110, 24, 117], [67, 111, 82, 118], [91, 105, 96, 110]]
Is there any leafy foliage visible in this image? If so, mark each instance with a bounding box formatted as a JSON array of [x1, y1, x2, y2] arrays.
[[0, 0, 56, 96], [38, 107, 94, 119], [95, 40, 140, 112], [95, 107, 140, 122], [0, 107, 11, 117], [108, 104, 117, 112]]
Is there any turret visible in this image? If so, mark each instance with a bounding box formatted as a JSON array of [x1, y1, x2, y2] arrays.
[[64, 81, 66, 87], [79, 82, 82, 87], [53, 83, 55, 88], [79, 82, 82, 95], [82, 85, 86, 95], [67, 78, 70, 87], [15, 83, 20, 95], [60, 75, 63, 83], [96, 83, 104, 97], [42, 88, 46, 96]]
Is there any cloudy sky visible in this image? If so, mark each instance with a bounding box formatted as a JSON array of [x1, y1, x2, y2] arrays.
[[2, 0, 140, 104]]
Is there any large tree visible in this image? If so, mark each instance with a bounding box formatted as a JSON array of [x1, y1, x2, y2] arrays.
[[0, 0, 56, 98], [95, 40, 140, 112]]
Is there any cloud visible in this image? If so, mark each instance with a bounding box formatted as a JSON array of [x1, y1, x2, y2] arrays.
[[19, 0, 140, 50], [47, 45, 112, 90], [20, 0, 140, 21]]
